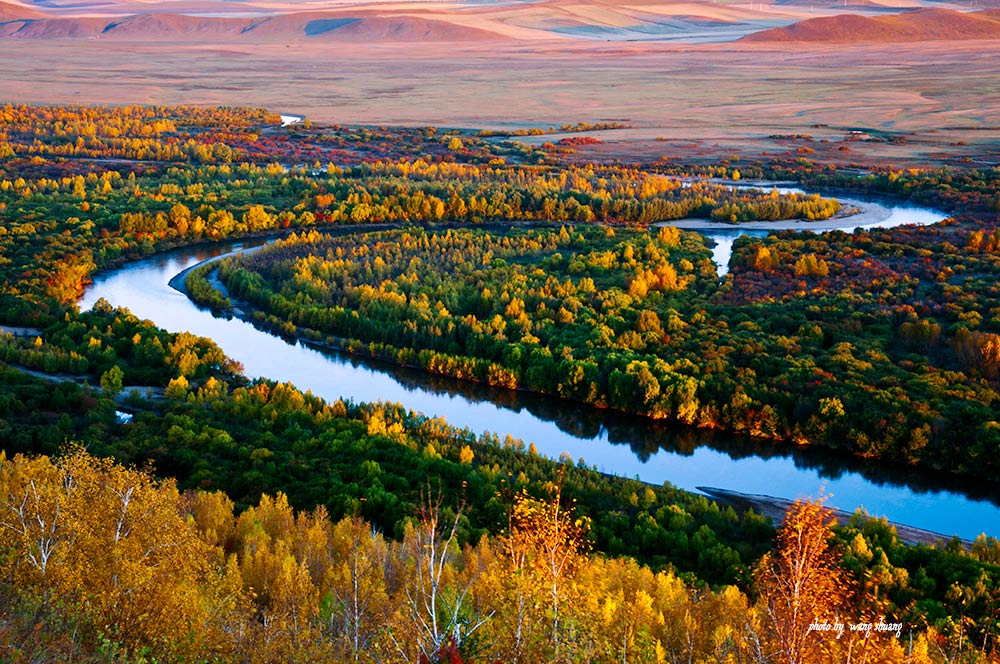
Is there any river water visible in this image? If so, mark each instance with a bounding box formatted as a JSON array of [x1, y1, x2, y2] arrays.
[[668, 183, 946, 275], [700, 203, 946, 275], [79, 215, 1000, 541]]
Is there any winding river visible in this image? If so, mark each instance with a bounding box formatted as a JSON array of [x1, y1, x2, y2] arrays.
[[79, 202, 1000, 541], [662, 183, 947, 275]]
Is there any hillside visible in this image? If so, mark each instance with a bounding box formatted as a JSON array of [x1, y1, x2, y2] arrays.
[[0, 0, 42, 20], [243, 12, 507, 41], [312, 16, 505, 41], [2, 15, 107, 38], [100, 13, 251, 39], [0, 7, 509, 41], [743, 7, 1000, 42]]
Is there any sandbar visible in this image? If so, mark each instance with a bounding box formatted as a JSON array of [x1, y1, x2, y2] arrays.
[[654, 196, 892, 232]]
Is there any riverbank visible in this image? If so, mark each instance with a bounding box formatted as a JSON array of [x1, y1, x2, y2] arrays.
[[698, 486, 974, 549], [4, 362, 165, 406], [167, 244, 268, 297]]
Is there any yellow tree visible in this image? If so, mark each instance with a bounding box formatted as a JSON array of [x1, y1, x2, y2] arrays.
[[586, 556, 662, 663], [494, 484, 590, 662], [181, 488, 235, 549], [322, 515, 395, 662], [0, 451, 65, 591], [0, 448, 235, 659], [754, 498, 850, 664], [57, 450, 217, 653], [394, 489, 489, 663], [234, 492, 319, 658]]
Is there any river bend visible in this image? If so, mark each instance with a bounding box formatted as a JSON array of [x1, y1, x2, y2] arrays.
[[79, 207, 1000, 541]]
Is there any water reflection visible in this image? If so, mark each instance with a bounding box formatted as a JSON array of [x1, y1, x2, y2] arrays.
[[330, 347, 1000, 506], [80, 218, 1000, 540]]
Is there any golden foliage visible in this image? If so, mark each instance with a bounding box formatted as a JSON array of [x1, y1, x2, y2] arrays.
[[0, 447, 233, 658], [0, 451, 981, 663], [754, 498, 849, 664]]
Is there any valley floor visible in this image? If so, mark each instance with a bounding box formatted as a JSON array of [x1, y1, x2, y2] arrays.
[[5, 39, 1000, 168]]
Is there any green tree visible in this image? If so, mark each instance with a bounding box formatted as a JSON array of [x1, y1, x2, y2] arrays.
[[99, 365, 124, 398]]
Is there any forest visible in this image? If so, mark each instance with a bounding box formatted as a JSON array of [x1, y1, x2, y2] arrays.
[[195, 212, 1000, 479], [4, 446, 995, 664], [0, 104, 999, 662]]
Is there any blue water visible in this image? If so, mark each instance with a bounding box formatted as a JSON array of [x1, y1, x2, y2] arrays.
[[80, 215, 999, 541]]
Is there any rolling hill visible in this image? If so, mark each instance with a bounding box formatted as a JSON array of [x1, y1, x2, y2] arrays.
[[0, 1, 43, 20], [5, 0, 999, 43], [742, 7, 1000, 42], [0, 8, 509, 41]]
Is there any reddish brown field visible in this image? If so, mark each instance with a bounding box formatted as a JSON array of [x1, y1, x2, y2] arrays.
[[3, 0, 1000, 166]]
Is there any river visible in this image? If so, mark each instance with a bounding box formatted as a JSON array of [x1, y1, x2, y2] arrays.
[[79, 213, 1000, 542], [661, 182, 946, 275]]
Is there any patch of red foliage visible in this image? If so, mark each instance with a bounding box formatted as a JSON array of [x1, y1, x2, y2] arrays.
[[557, 136, 604, 146]]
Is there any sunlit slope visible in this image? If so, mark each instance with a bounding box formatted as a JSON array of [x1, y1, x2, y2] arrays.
[[743, 7, 1000, 42]]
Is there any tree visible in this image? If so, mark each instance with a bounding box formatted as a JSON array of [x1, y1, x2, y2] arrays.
[[753, 498, 849, 664], [323, 515, 394, 662], [0, 448, 229, 658], [395, 489, 489, 663], [99, 364, 124, 398], [235, 492, 320, 657], [0, 451, 64, 589], [503, 484, 589, 660], [165, 374, 190, 400]]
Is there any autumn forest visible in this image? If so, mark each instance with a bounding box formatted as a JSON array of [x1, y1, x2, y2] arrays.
[[1, 104, 1000, 663]]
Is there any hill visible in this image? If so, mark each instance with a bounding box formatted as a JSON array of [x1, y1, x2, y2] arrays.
[[3, 15, 106, 38], [6, 0, 1000, 45], [243, 12, 506, 41], [0, 8, 508, 41], [743, 8, 1000, 42], [0, 0, 43, 20], [310, 16, 505, 41], [100, 13, 251, 39]]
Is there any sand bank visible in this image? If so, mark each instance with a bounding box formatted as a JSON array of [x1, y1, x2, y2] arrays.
[[699, 486, 972, 549], [655, 197, 892, 232]]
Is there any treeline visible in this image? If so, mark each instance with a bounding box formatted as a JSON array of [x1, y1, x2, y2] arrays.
[[0, 104, 525, 169], [0, 103, 280, 163], [304, 161, 839, 225], [476, 121, 630, 138], [710, 187, 840, 223], [2, 448, 998, 663], [776, 161, 1000, 215]]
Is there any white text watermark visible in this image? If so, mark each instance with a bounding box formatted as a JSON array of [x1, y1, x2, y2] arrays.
[[807, 619, 903, 639]]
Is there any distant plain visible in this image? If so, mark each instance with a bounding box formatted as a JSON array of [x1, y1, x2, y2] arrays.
[[3, 0, 1000, 165]]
